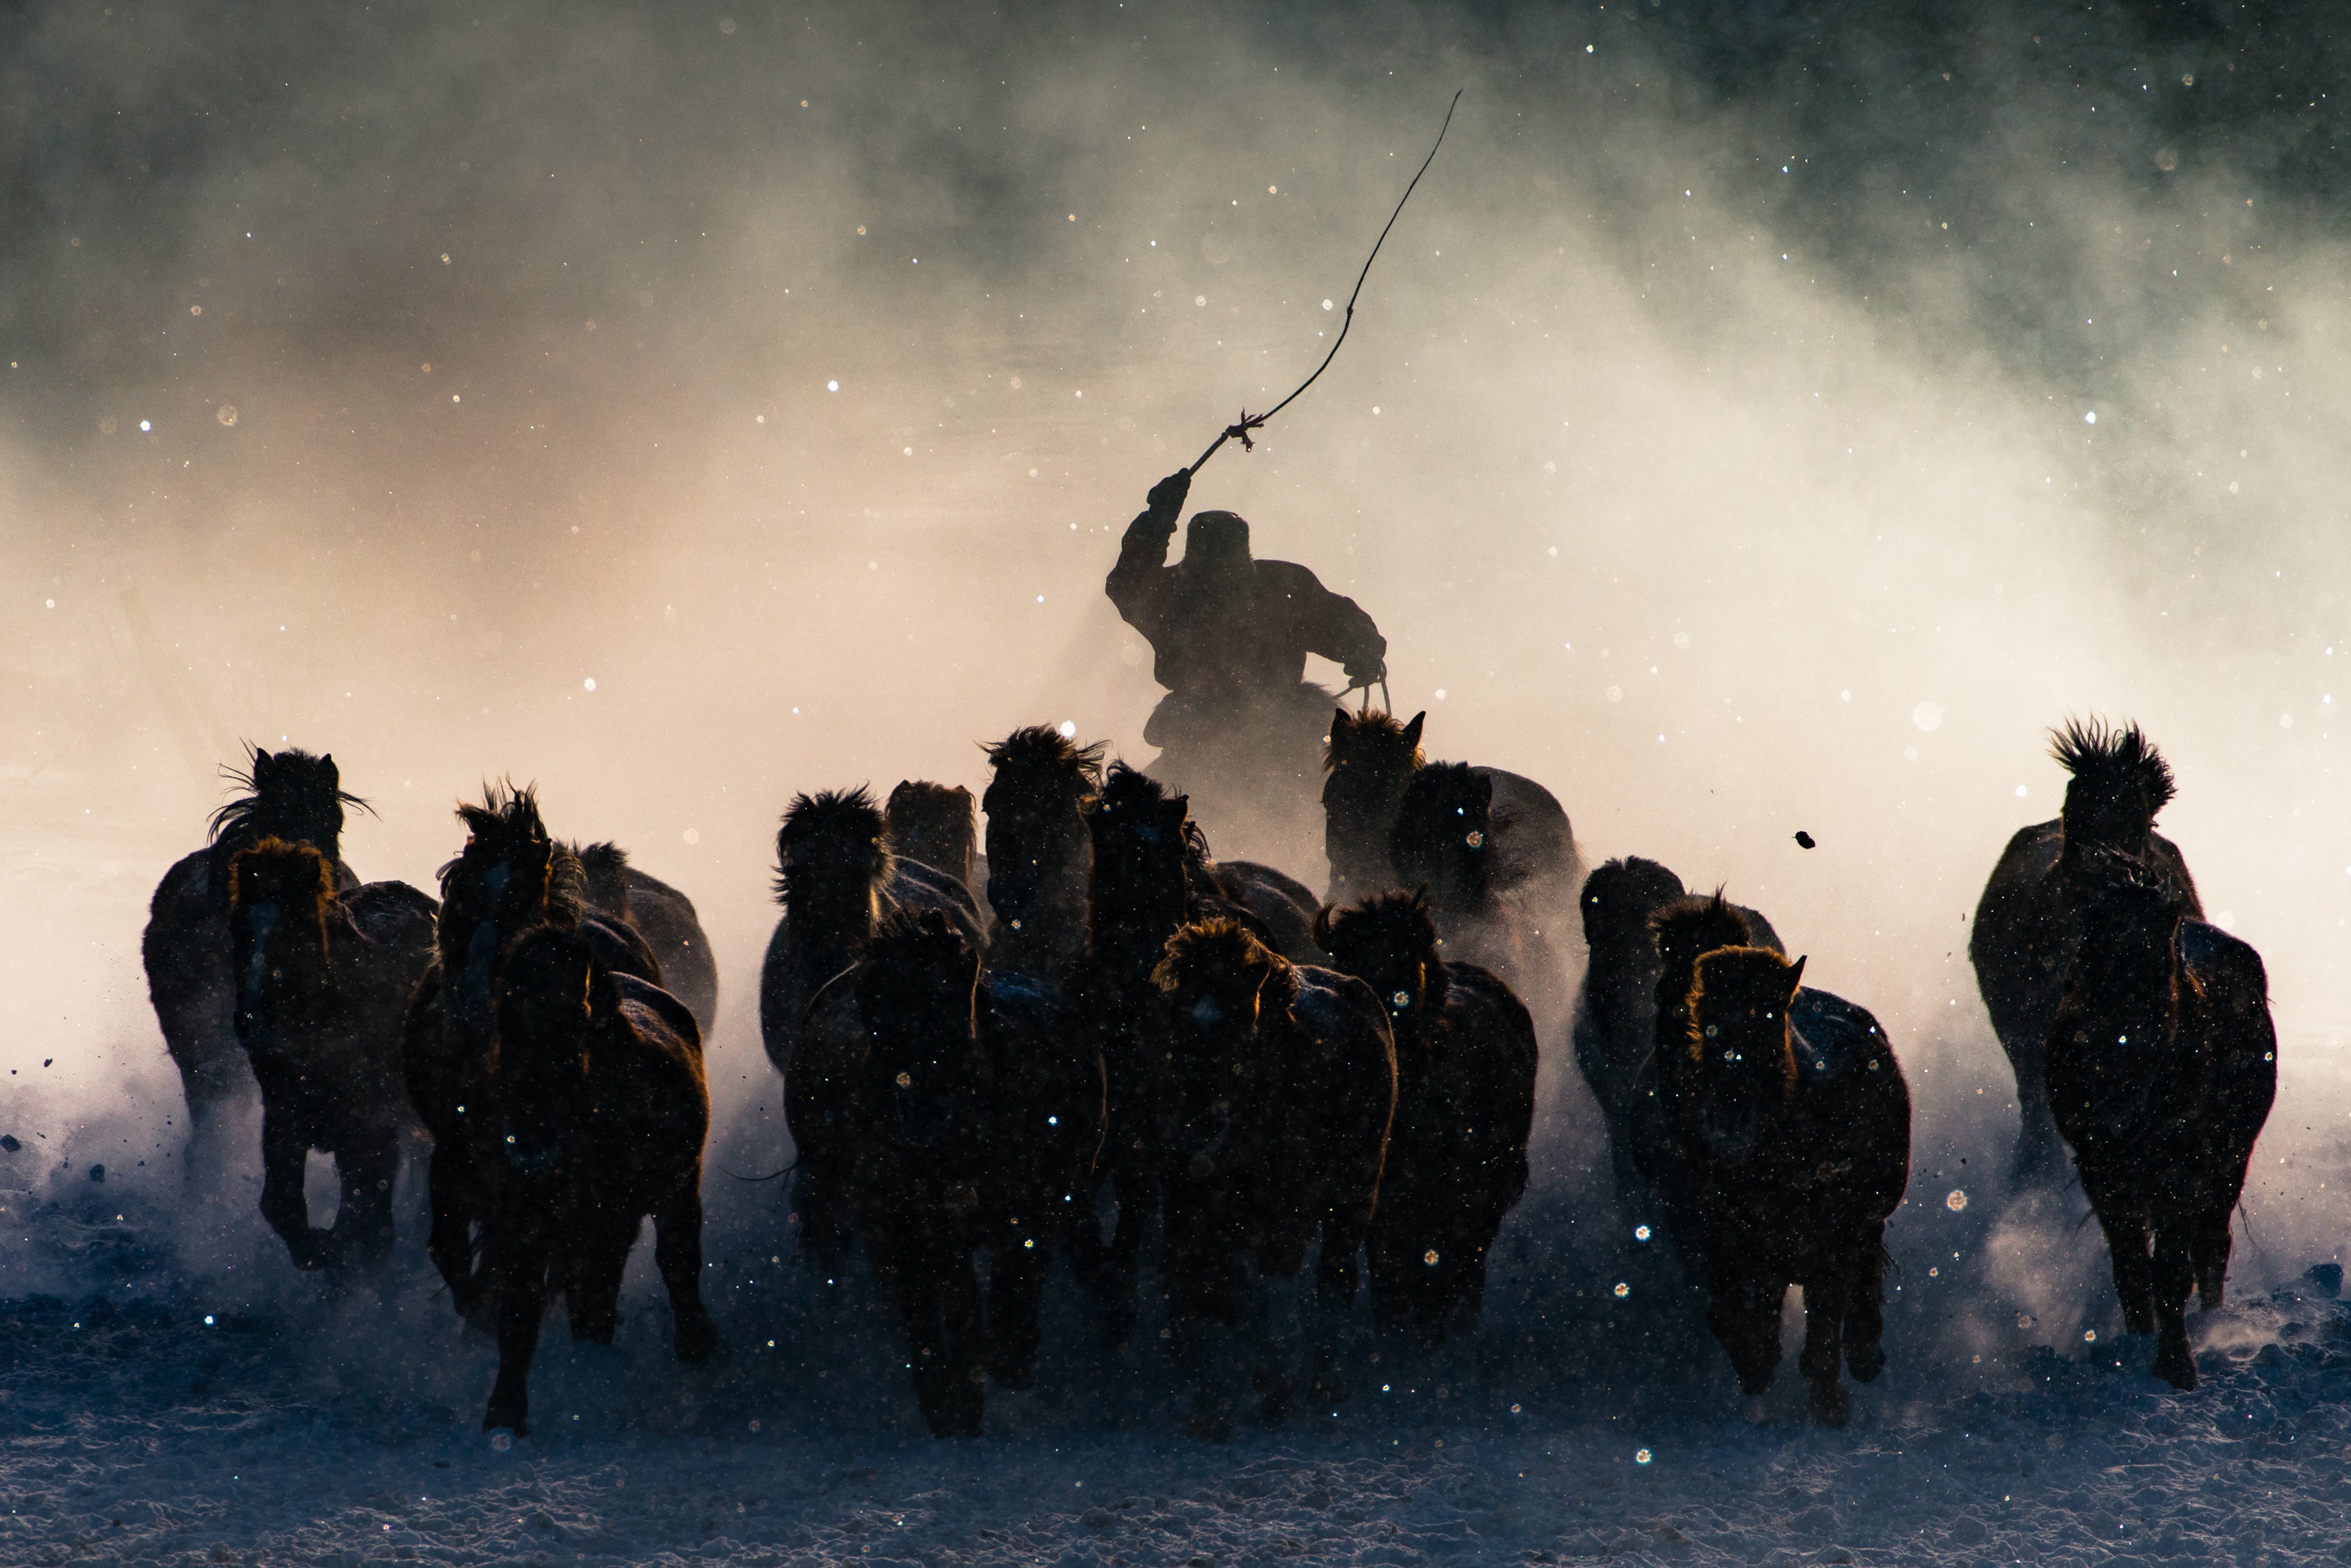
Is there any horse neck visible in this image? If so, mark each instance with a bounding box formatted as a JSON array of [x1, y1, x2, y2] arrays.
[[989, 817, 1089, 965], [1088, 881, 1186, 988], [1325, 768, 1408, 894], [2064, 919, 2183, 1050], [237, 900, 339, 1033]]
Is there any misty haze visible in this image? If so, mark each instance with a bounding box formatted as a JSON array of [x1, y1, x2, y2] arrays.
[[4, 4, 2347, 1565]]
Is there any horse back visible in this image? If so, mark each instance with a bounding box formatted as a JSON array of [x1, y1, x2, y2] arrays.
[[1476, 767, 1581, 895], [1438, 962, 1541, 1166], [2180, 920, 2277, 1175], [602, 994, 711, 1193], [614, 973, 704, 1063], [618, 867, 720, 1033], [1215, 860, 1326, 962], [583, 913, 661, 988]]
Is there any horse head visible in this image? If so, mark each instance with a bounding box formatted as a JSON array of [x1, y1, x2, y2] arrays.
[[885, 780, 979, 887], [776, 785, 893, 955], [854, 910, 982, 1149], [1389, 760, 1492, 913], [981, 726, 1104, 948], [438, 784, 563, 1028], [1151, 919, 1299, 1164], [1323, 709, 1423, 893], [1650, 891, 1758, 1047], [570, 841, 632, 921], [1686, 945, 1808, 1164], [209, 743, 369, 870], [1086, 763, 1193, 966], [1316, 889, 1449, 1049], [227, 836, 341, 1054], [2052, 717, 2177, 864], [491, 924, 620, 1176]]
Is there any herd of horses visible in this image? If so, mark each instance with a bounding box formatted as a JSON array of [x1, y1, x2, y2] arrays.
[[136, 711, 2276, 1438]]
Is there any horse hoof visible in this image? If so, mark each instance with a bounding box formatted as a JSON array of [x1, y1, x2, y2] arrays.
[[988, 1357, 1037, 1393], [483, 1406, 529, 1437], [1846, 1343, 1887, 1384], [2153, 1346, 2197, 1391], [1809, 1382, 1850, 1428], [675, 1316, 719, 1366], [2199, 1282, 2227, 1312]]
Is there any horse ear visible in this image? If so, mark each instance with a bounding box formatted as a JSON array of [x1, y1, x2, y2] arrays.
[[1331, 708, 1350, 730], [1786, 955, 1808, 994], [1402, 712, 1425, 749], [1311, 902, 1338, 948], [252, 747, 273, 778], [320, 754, 338, 789]]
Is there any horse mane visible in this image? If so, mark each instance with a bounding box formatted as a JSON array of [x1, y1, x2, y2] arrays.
[[1686, 944, 1802, 1091], [226, 835, 338, 920], [774, 786, 893, 903], [1316, 889, 1452, 1013], [572, 841, 631, 915], [208, 743, 371, 856], [1583, 857, 1688, 948], [1323, 708, 1424, 774], [2051, 716, 2177, 829], [498, 922, 621, 1043], [863, 906, 976, 974], [1096, 759, 1171, 817], [984, 725, 1107, 802], [884, 781, 977, 877], [435, 781, 583, 924], [1152, 917, 1301, 1015]]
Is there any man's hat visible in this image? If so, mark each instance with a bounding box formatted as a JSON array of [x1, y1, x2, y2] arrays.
[[1184, 510, 1251, 560]]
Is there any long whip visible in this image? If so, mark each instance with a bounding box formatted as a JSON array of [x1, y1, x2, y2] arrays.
[[1184, 89, 1463, 478]]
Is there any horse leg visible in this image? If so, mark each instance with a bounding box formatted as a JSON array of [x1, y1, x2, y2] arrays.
[[2149, 1218, 2199, 1391], [1843, 1226, 1890, 1383], [332, 1130, 400, 1268], [484, 1241, 550, 1434], [258, 1108, 332, 1270], [1170, 1314, 1235, 1443], [2192, 1199, 2236, 1313], [1248, 1264, 1305, 1426], [2084, 1174, 2156, 1336], [1707, 1270, 1783, 1396], [1798, 1274, 1851, 1427], [1092, 1165, 1152, 1351], [985, 1233, 1047, 1392], [936, 1243, 987, 1437], [565, 1213, 636, 1345], [424, 1141, 487, 1322], [653, 1188, 718, 1365], [1308, 1230, 1361, 1407], [884, 1234, 969, 1438]]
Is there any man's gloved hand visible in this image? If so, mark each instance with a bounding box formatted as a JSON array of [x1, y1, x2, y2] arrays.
[[1144, 468, 1193, 528], [1343, 658, 1388, 689]]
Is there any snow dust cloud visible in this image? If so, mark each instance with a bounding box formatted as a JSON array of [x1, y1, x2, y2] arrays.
[[2, 0, 2346, 1409]]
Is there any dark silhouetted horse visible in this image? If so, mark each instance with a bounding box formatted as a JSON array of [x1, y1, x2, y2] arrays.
[[1663, 944, 1910, 1426], [1388, 761, 1572, 1038], [144, 745, 368, 1174], [787, 911, 1103, 1436], [757, 786, 986, 1080], [1321, 709, 1584, 910], [573, 842, 719, 1036], [403, 786, 661, 1320], [1317, 890, 1536, 1346], [1149, 919, 1395, 1438], [1573, 862, 1783, 1213], [477, 924, 715, 1434], [1973, 719, 2203, 1179], [981, 726, 1105, 979], [226, 838, 437, 1270], [2044, 850, 2274, 1390]]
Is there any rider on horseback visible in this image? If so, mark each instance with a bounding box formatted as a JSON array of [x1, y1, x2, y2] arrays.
[[1105, 468, 1387, 849]]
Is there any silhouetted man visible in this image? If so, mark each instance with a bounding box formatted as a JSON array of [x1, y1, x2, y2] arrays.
[[1105, 467, 1386, 856]]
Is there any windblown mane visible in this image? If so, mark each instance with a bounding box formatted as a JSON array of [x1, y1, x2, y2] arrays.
[[983, 725, 1107, 803], [227, 836, 339, 921], [435, 782, 586, 925], [2052, 717, 2177, 832], [1152, 917, 1302, 1016], [572, 841, 631, 914], [1095, 759, 1171, 819], [208, 743, 370, 858], [862, 906, 975, 977], [1652, 890, 1757, 979], [884, 781, 977, 878], [774, 785, 892, 903]]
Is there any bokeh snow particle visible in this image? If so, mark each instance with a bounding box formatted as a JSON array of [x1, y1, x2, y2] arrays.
[[139, 420, 151, 432], [683, 828, 700, 845], [1635, 1448, 1652, 1464], [216, 406, 238, 427], [583, 678, 597, 692], [1912, 700, 1944, 732], [1321, 298, 1334, 311], [1057, 720, 1078, 739], [2084, 410, 2097, 424], [1946, 1189, 1968, 1212]]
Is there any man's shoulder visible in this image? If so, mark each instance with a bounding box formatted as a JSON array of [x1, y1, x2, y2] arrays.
[[1252, 558, 1333, 597]]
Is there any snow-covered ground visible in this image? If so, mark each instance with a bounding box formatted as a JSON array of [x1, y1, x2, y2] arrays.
[[6, 1051, 2349, 1568]]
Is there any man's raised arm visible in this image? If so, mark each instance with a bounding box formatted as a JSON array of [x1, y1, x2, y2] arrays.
[[1105, 468, 1193, 631]]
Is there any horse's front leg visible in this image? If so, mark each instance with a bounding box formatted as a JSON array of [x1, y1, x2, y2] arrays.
[[1248, 1262, 1306, 1426], [1842, 1224, 1889, 1383], [985, 1225, 1048, 1392], [1798, 1272, 1851, 1427], [2084, 1172, 2157, 1336], [1308, 1226, 1364, 1407], [1706, 1268, 1784, 1396], [2149, 1217, 2199, 1391], [484, 1239, 551, 1434], [259, 1107, 334, 1270]]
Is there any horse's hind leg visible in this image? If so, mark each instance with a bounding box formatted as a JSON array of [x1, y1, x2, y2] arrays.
[[566, 1216, 636, 1345], [1798, 1275, 1851, 1427], [1842, 1229, 1889, 1383], [1249, 1266, 1305, 1425], [1707, 1271, 1784, 1396], [653, 1187, 718, 1365], [936, 1247, 987, 1437], [2085, 1179, 2157, 1336], [2191, 1200, 2236, 1312], [2149, 1221, 2199, 1390], [1308, 1232, 1363, 1407]]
